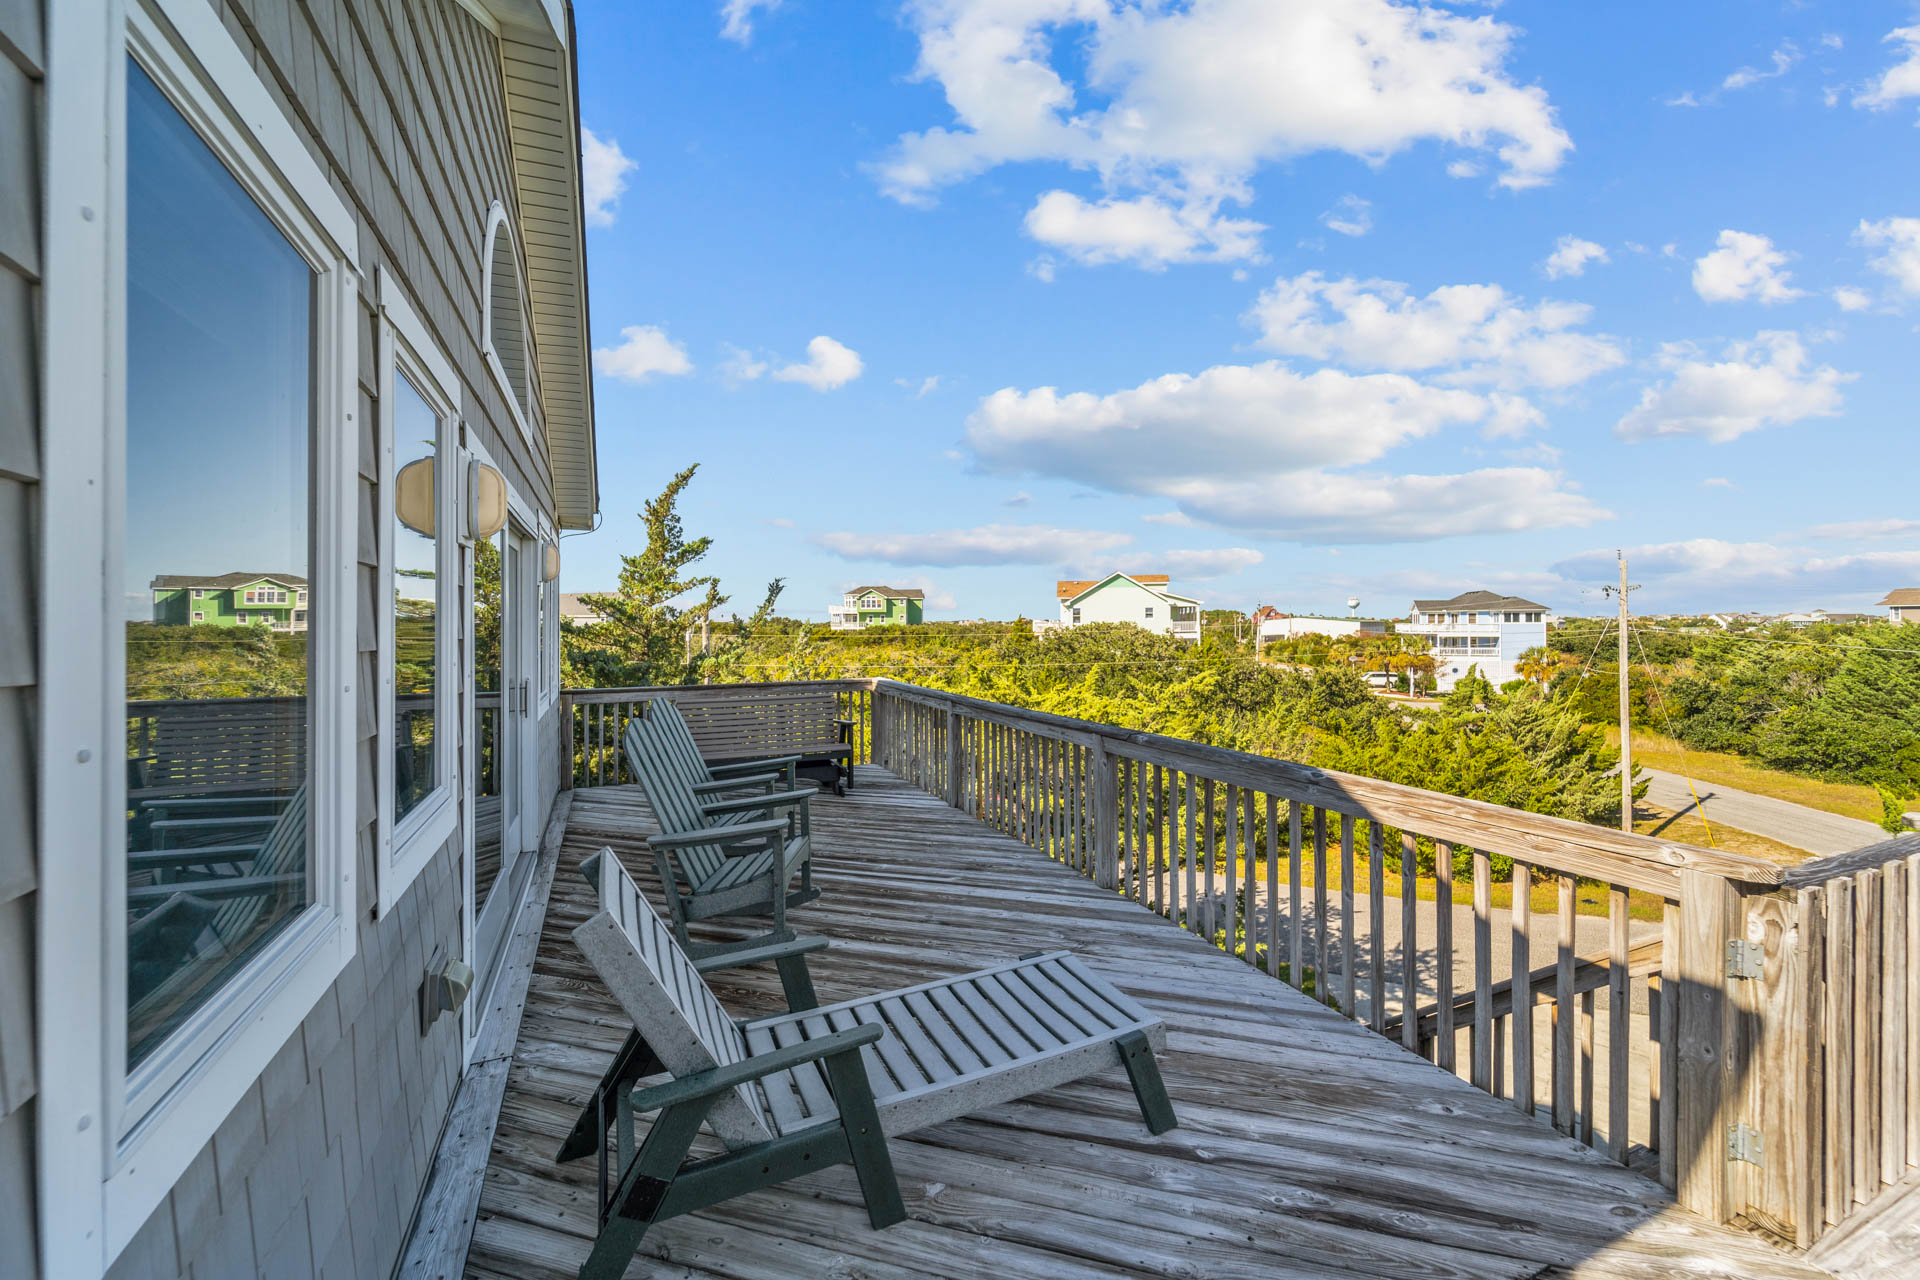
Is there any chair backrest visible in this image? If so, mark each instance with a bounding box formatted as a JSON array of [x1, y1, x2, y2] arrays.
[[648, 700, 719, 788], [571, 848, 775, 1146], [621, 711, 729, 887], [211, 784, 309, 945]]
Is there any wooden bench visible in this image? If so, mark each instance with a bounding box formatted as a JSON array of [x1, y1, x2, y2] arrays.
[[676, 686, 856, 795]]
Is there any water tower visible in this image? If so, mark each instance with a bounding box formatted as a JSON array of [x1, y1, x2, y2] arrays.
[[1347, 596, 1360, 617]]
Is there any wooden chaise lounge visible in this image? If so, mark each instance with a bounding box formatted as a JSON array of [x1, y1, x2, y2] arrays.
[[557, 848, 1176, 1280]]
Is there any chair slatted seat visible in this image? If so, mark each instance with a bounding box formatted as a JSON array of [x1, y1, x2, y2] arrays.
[[558, 849, 1176, 1280], [621, 704, 819, 956]]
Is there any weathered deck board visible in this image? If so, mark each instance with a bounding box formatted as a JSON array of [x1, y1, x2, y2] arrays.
[[465, 769, 1828, 1280]]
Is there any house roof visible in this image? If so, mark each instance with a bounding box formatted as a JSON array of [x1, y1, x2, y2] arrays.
[[557, 592, 606, 619], [1057, 573, 1169, 600], [1411, 589, 1551, 613], [847, 586, 926, 601], [1879, 589, 1920, 607], [151, 573, 308, 590]]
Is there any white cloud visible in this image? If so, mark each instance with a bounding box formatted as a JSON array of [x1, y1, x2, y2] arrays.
[[1160, 547, 1264, 580], [1832, 285, 1874, 312], [1855, 27, 1920, 113], [894, 375, 943, 396], [1691, 229, 1805, 304], [592, 325, 693, 383], [1722, 42, 1801, 92], [1245, 271, 1625, 392], [1856, 217, 1920, 295], [1808, 517, 1920, 540], [720, 344, 770, 383], [1552, 539, 1920, 609], [1820, 34, 1844, 52], [1004, 491, 1033, 508], [1701, 476, 1735, 489], [1541, 235, 1608, 280], [719, 0, 783, 45], [1667, 91, 1701, 108], [1319, 195, 1373, 238], [875, 0, 1570, 265], [815, 523, 1133, 567], [963, 360, 1606, 542], [1023, 190, 1264, 268], [1143, 510, 1194, 527], [1615, 331, 1851, 443], [771, 336, 865, 391], [581, 127, 637, 228]]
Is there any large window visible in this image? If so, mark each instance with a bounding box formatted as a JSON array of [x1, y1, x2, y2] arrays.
[[39, 4, 360, 1270], [377, 270, 460, 915]]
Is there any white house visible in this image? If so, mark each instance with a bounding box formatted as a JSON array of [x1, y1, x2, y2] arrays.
[[1255, 611, 1389, 642], [1402, 590, 1551, 691], [1879, 589, 1920, 625], [1057, 573, 1201, 642]]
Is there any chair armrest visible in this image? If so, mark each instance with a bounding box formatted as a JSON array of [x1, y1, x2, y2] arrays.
[[625, 1024, 881, 1114], [129, 845, 263, 871], [708, 755, 801, 777], [647, 817, 789, 851], [692, 935, 829, 974], [126, 872, 303, 908], [150, 815, 278, 838], [699, 790, 811, 819], [691, 773, 781, 793]]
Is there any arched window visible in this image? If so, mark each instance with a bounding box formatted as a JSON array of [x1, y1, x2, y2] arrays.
[[482, 202, 534, 438]]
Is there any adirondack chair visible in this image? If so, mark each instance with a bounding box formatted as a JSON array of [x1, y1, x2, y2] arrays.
[[559, 848, 1176, 1280], [622, 708, 819, 957]]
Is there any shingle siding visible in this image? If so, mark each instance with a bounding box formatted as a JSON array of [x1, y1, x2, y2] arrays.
[[0, 0, 41, 1275], [7, 1, 574, 1276]]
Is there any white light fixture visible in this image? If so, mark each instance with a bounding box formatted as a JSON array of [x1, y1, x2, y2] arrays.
[[467, 458, 508, 540], [542, 541, 561, 583], [394, 457, 436, 536]]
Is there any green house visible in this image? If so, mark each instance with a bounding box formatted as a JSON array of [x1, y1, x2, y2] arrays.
[[151, 572, 310, 631], [829, 585, 926, 630]]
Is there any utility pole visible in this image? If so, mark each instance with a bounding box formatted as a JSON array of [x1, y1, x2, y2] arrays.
[[1602, 553, 1640, 834]]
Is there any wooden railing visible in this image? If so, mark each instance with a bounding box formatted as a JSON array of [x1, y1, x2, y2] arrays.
[[559, 676, 1918, 1250]]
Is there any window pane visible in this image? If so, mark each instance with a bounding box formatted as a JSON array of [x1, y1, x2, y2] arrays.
[[392, 373, 441, 824], [123, 61, 314, 1071], [474, 530, 505, 907]]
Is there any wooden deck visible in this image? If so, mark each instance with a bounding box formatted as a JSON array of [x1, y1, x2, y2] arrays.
[[465, 768, 1833, 1280]]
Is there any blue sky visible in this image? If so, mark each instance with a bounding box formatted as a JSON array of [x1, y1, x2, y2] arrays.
[[565, 1, 1920, 621]]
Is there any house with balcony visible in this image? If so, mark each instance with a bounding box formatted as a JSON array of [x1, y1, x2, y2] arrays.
[[5, 1, 597, 1276], [827, 584, 925, 630], [151, 571, 310, 631], [1403, 589, 1551, 690], [1056, 572, 1201, 641]]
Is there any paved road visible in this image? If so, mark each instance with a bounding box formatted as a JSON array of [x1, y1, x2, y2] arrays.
[[1638, 766, 1882, 856]]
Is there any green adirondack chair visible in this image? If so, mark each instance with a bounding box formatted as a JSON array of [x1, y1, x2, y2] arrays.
[[559, 849, 1176, 1280], [621, 705, 819, 957]]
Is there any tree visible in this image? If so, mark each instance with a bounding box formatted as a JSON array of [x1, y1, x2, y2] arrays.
[[562, 465, 782, 688]]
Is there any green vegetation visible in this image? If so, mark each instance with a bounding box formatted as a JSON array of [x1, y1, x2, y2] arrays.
[[1606, 726, 1882, 824], [126, 622, 306, 700], [1541, 618, 1920, 807]]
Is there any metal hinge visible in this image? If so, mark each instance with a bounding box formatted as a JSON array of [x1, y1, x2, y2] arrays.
[[1726, 938, 1766, 980], [1727, 1124, 1765, 1167]]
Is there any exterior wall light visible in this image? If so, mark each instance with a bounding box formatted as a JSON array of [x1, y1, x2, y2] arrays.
[[467, 458, 508, 540], [394, 457, 436, 536], [542, 541, 560, 583]]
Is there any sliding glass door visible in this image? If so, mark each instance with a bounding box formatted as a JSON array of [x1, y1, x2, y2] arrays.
[[470, 514, 535, 1036]]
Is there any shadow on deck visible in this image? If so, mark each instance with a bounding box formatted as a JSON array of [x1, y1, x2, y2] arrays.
[[464, 767, 1828, 1280]]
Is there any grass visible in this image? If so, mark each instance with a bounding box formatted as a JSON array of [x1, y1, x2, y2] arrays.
[[1607, 727, 1883, 824], [1633, 805, 1812, 865]]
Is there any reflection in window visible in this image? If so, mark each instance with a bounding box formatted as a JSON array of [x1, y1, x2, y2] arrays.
[[393, 374, 441, 824], [473, 531, 505, 907], [123, 60, 314, 1069]]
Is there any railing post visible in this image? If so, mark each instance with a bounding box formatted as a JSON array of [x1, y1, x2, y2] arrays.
[[1675, 867, 1741, 1223], [945, 706, 963, 809], [1091, 737, 1118, 890]]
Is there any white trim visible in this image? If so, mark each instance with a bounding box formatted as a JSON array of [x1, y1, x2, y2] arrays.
[[376, 267, 462, 917], [38, 2, 360, 1272], [480, 201, 536, 452]]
